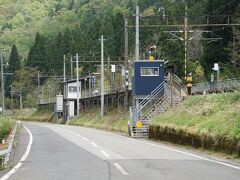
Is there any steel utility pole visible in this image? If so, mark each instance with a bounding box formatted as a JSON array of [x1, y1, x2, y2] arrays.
[[100, 35, 105, 118], [63, 54, 66, 82], [19, 86, 23, 110], [37, 73, 40, 104], [124, 14, 129, 109], [0, 51, 4, 115], [76, 53, 80, 116], [136, 5, 140, 61], [184, 0, 189, 81], [71, 56, 73, 79]]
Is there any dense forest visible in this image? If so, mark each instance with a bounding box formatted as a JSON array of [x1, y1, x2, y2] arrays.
[[0, 0, 240, 107]]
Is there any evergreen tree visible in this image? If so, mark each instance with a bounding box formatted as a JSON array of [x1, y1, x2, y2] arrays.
[[62, 28, 72, 55], [26, 32, 49, 73], [62, 29, 73, 75], [5, 44, 21, 97], [113, 13, 125, 61], [100, 16, 116, 60], [228, 4, 240, 74], [202, 0, 240, 78], [8, 44, 21, 73], [51, 32, 63, 75]]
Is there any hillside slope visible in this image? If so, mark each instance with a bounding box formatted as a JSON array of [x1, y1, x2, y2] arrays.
[[0, 0, 81, 57], [151, 92, 240, 139]]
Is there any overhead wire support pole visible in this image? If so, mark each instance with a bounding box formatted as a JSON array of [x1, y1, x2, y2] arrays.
[[20, 86, 23, 110], [184, 0, 188, 81], [63, 54, 66, 82], [0, 51, 4, 115], [124, 14, 129, 110], [76, 53, 80, 116], [100, 35, 105, 118], [37, 73, 40, 104], [136, 5, 140, 61], [71, 56, 73, 79]]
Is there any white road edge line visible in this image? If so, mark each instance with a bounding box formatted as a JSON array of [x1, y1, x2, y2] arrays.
[[100, 130, 240, 170], [113, 163, 129, 175], [76, 134, 82, 137], [82, 137, 88, 141], [101, 150, 110, 157], [0, 126, 33, 180], [91, 142, 98, 147], [128, 138, 240, 170]]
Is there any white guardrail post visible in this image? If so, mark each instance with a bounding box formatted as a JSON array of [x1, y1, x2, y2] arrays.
[[0, 121, 20, 166]]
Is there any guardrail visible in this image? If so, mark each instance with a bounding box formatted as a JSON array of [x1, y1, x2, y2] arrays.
[[0, 121, 20, 166]]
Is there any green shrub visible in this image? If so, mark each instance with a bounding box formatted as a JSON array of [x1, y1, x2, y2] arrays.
[[0, 118, 15, 143]]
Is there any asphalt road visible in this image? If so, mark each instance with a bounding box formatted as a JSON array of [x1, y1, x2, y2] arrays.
[[1, 122, 240, 180]]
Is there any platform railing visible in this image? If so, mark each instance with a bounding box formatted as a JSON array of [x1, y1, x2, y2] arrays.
[[192, 77, 240, 94]]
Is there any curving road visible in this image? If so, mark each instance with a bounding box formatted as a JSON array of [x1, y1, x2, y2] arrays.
[[1, 122, 240, 180]]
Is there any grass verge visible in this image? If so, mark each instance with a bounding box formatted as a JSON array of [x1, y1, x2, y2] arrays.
[[11, 108, 53, 122], [0, 117, 15, 143], [69, 107, 128, 134], [0, 117, 15, 168]]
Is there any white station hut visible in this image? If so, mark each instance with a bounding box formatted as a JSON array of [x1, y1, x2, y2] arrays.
[[63, 79, 82, 120]]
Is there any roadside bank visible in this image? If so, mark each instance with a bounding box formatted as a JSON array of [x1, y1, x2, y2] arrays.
[[150, 92, 240, 156]]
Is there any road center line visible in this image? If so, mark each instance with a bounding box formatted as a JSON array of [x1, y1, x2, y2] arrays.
[[113, 163, 129, 175], [101, 150, 110, 157], [91, 142, 98, 147], [0, 126, 33, 180]]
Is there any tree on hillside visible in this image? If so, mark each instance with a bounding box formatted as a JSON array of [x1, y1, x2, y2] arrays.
[[50, 32, 64, 75], [26, 32, 49, 73], [100, 16, 116, 61], [11, 67, 39, 108], [201, 0, 240, 78], [62, 29, 73, 75], [228, 4, 240, 74], [5, 44, 21, 97], [62, 29, 72, 55], [113, 13, 125, 61]]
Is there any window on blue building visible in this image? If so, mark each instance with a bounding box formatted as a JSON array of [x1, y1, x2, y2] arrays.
[[141, 67, 159, 76]]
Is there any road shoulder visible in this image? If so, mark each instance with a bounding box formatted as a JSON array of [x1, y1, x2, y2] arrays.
[[0, 125, 29, 178]]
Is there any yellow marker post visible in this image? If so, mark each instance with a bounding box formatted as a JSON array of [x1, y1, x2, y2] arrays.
[[136, 121, 143, 128]]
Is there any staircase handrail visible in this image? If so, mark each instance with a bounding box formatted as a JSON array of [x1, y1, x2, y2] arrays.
[[138, 94, 166, 122], [129, 106, 137, 122], [173, 74, 182, 85], [172, 74, 183, 96], [137, 81, 165, 113]]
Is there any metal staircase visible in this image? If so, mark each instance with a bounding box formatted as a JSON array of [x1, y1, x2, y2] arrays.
[[129, 74, 184, 138]]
